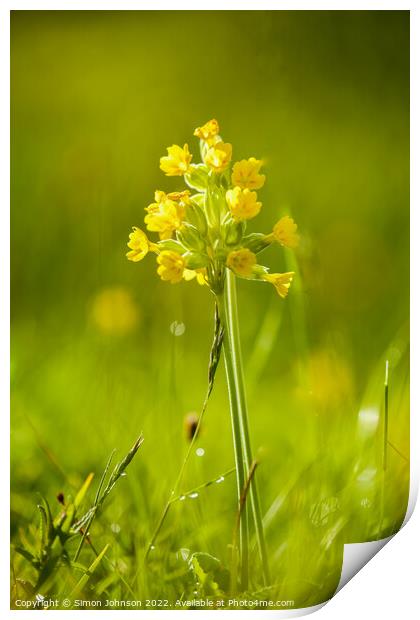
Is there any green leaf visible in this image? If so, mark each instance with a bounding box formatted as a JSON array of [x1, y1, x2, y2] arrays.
[[74, 472, 94, 510], [184, 164, 209, 192], [188, 552, 230, 595], [69, 543, 110, 597]]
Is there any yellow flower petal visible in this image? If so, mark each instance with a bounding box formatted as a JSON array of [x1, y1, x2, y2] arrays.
[[159, 144, 192, 176], [157, 251, 186, 284], [194, 119, 220, 145], [262, 272, 294, 298], [144, 192, 185, 239], [205, 141, 232, 173], [126, 227, 150, 262], [231, 157, 265, 190], [226, 186, 262, 222], [226, 248, 257, 277], [272, 216, 299, 249]]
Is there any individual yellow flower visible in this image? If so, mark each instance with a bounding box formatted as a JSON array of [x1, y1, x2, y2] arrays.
[[231, 157, 265, 190], [145, 191, 185, 239], [157, 250, 186, 284], [194, 119, 220, 145], [160, 144, 192, 176], [226, 248, 257, 277], [126, 227, 151, 262], [226, 187, 262, 222], [205, 141, 232, 172], [262, 272, 294, 298], [271, 215, 299, 249]]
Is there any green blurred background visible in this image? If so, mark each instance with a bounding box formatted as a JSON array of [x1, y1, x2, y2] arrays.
[[11, 10, 409, 606]]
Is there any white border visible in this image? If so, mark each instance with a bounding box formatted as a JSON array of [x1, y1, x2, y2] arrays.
[[2, 4, 417, 619]]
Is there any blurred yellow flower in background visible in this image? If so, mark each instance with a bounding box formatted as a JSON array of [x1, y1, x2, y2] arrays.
[[227, 248, 257, 277], [157, 250, 186, 283], [307, 349, 354, 408], [226, 186, 262, 221], [231, 157, 266, 190], [91, 287, 139, 334], [160, 144, 192, 176], [205, 141, 232, 172], [271, 215, 299, 248], [262, 272, 294, 298]]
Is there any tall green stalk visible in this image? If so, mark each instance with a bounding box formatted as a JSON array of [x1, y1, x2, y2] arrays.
[[218, 269, 270, 589]]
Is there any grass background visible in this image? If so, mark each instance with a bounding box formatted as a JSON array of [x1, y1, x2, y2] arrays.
[[11, 10, 409, 608]]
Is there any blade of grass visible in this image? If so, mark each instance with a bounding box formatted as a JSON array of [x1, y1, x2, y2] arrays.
[[230, 459, 258, 594], [69, 543, 109, 598], [144, 303, 224, 560]]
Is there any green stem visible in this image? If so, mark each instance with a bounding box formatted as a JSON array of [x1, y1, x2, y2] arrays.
[[144, 303, 224, 561], [218, 269, 271, 589]]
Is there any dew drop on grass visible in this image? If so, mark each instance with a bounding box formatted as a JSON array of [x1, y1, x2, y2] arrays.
[[188, 492, 199, 499], [121, 472, 127, 477], [150, 545, 156, 550], [216, 476, 225, 484], [179, 495, 186, 501], [170, 321, 185, 336], [195, 448, 205, 457]]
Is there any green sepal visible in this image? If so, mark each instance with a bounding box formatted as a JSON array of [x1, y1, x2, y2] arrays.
[[176, 223, 206, 253], [184, 164, 209, 192], [157, 239, 186, 253], [183, 251, 209, 270], [184, 202, 208, 236], [221, 215, 246, 246], [242, 233, 271, 254]]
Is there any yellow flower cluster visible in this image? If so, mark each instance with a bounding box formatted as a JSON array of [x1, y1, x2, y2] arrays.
[[126, 119, 300, 298]]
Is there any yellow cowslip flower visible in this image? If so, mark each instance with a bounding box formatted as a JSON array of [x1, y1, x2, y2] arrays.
[[226, 248, 257, 277], [126, 227, 151, 262], [194, 119, 220, 145], [231, 157, 265, 190], [145, 191, 185, 240], [271, 215, 299, 249], [262, 272, 294, 298], [226, 186, 262, 222], [160, 144, 192, 176], [157, 250, 186, 284], [127, 120, 300, 304], [205, 141, 232, 173]]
